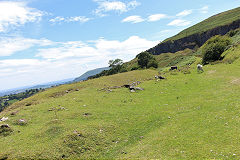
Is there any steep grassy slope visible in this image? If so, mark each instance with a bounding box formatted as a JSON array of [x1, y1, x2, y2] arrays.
[[125, 48, 196, 71], [0, 52, 240, 159], [147, 7, 240, 55], [165, 7, 240, 42]]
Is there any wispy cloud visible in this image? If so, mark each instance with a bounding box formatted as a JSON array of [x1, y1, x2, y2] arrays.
[[122, 15, 144, 23], [0, 1, 43, 32], [122, 13, 168, 23], [147, 14, 167, 22], [0, 37, 52, 57], [93, 0, 140, 16], [168, 19, 191, 26], [50, 16, 91, 23], [200, 6, 209, 14], [176, 10, 193, 17], [0, 35, 158, 90]]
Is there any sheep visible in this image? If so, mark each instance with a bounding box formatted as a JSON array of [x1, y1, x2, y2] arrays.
[[197, 64, 204, 72]]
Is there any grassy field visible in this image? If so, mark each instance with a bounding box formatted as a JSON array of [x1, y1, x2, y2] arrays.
[[0, 52, 240, 159], [164, 7, 240, 42]]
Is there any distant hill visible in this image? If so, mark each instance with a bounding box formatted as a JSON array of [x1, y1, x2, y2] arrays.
[[148, 7, 240, 55], [73, 67, 111, 82], [0, 78, 74, 97]]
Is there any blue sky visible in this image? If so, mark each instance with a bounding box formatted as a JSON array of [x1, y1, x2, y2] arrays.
[[0, 0, 239, 91]]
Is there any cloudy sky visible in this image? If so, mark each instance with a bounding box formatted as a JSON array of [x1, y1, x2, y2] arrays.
[[0, 0, 239, 91]]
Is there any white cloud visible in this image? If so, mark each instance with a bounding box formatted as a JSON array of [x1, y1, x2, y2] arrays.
[[0, 1, 43, 32], [94, 0, 140, 16], [0, 36, 158, 90], [168, 19, 191, 26], [200, 6, 209, 14], [147, 14, 167, 22], [122, 15, 144, 23], [0, 37, 53, 57], [36, 36, 158, 60], [176, 10, 193, 17], [50, 16, 90, 23]]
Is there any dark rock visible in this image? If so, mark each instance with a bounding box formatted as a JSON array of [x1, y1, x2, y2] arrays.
[[10, 111, 18, 116], [25, 103, 32, 106], [170, 66, 178, 71], [83, 113, 92, 116], [155, 75, 166, 79], [123, 84, 131, 88], [147, 19, 240, 55], [109, 86, 122, 89], [134, 87, 144, 91], [0, 124, 10, 129], [0, 124, 13, 136]]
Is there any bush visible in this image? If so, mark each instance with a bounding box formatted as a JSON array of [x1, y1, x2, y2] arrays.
[[227, 29, 240, 37], [131, 66, 139, 71], [147, 59, 158, 68], [202, 35, 232, 65], [137, 52, 153, 68], [137, 52, 158, 68]]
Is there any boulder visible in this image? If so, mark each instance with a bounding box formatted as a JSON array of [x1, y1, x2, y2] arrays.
[[134, 87, 144, 91], [0, 124, 10, 129], [0, 117, 8, 122], [17, 119, 27, 125]]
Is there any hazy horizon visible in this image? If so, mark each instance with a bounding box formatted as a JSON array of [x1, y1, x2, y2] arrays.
[[0, 0, 239, 91]]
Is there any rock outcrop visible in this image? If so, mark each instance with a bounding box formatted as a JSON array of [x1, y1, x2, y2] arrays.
[[148, 19, 240, 55]]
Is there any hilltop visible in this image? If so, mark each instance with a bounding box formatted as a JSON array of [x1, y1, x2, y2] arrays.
[[147, 7, 240, 55], [73, 67, 111, 82]]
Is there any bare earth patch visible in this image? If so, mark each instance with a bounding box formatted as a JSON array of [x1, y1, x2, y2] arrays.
[[231, 78, 240, 85], [207, 70, 216, 74]]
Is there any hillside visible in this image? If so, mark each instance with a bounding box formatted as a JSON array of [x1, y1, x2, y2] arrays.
[[1, 6, 240, 159], [0, 53, 240, 159], [147, 7, 240, 55], [73, 67, 111, 82]]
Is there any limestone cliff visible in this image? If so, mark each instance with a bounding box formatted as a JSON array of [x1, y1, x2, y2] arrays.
[[147, 19, 240, 55]]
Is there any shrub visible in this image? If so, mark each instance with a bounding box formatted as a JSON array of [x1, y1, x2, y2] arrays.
[[202, 35, 232, 65], [137, 52, 154, 68], [227, 29, 240, 37], [137, 52, 158, 68], [147, 59, 158, 68], [131, 66, 139, 71]]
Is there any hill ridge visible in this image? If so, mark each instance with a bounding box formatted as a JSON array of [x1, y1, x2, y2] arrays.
[[147, 7, 240, 55]]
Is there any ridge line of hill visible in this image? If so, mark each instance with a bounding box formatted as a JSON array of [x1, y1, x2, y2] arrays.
[[147, 7, 240, 55], [147, 19, 240, 55]]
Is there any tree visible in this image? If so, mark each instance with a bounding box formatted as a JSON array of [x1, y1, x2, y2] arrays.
[[108, 59, 123, 67], [137, 52, 158, 68], [147, 59, 158, 68], [202, 35, 232, 65]]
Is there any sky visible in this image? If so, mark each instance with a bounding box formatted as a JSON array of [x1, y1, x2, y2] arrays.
[[0, 0, 239, 91]]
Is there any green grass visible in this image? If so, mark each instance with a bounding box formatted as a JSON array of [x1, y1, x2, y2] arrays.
[[0, 49, 240, 159], [164, 7, 240, 42], [125, 48, 196, 71]]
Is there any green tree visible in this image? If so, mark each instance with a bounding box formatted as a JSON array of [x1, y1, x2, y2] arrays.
[[108, 59, 123, 67], [147, 59, 158, 68], [202, 35, 232, 64], [137, 52, 158, 68]]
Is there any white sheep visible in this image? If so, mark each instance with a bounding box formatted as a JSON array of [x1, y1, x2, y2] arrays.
[[197, 64, 204, 72]]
